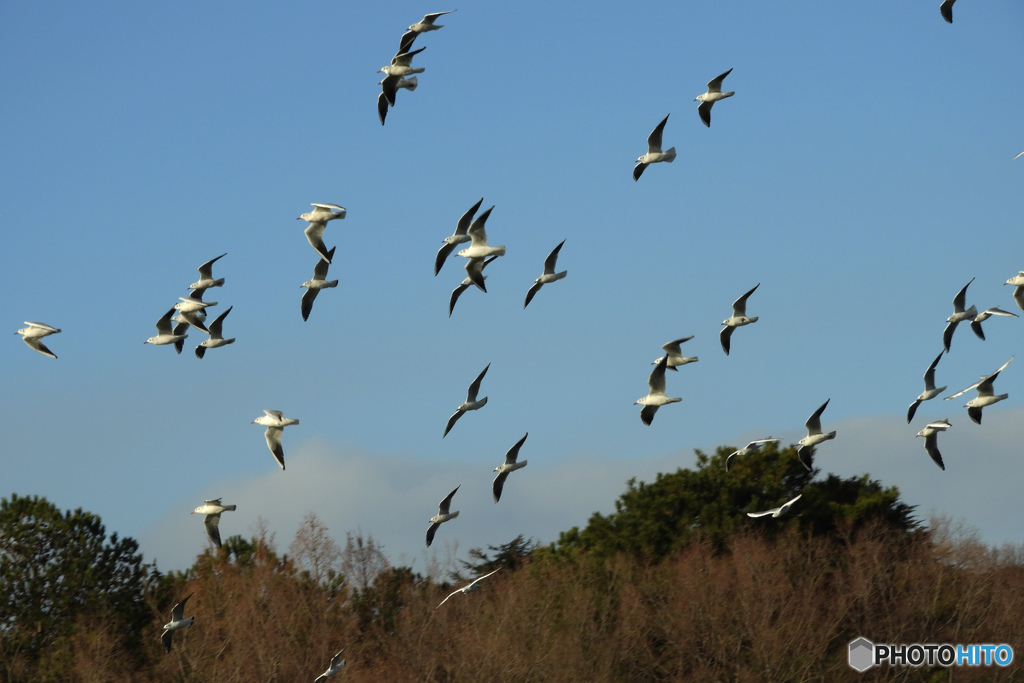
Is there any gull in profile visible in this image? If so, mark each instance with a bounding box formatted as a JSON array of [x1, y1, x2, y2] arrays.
[[747, 494, 802, 519], [940, 0, 956, 23], [916, 419, 951, 470], [524, 240, 567, 308], [145, 307, 189, 347], [633, 114, 675, 181], [907, 351, 947, 423], [435, 567, 501, 609], [313, 649, 346, 682], [435, 198, 483, 275], [720, 283, 760, 355], [694, 68, 734, 127], [492, 433, 528, 503], [175, 289, 217, 315], [450, 255, 498, 316], [635, 355, 681, 426], [408, 10, 455, 35], [298, 203, 346, 263], [426, 485, 460, 547], [379, 46, 426, 83], [195, 306, 235, 359], [654, 336, 698, 371], [970, 307, 1018, 340], [192, 498, 236, 547], [378, 74, 418, 125], [188, 252, 227, 291], [301, 247, 338, 321], [444, 363, 489, 437], [796, 399, 836, 471], [944, 357, 1013, 424], [161, 593, 195, 654], [942, 278, 977, 353], [15, 321, 61, 359], [456, 206, 505, 260], [1005, 271, 1024, 313], [725, 438, 780, 472], [252, 410, 300, 470]]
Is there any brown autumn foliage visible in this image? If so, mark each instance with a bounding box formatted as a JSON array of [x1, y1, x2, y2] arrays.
[[7, 513, 1024, 682]]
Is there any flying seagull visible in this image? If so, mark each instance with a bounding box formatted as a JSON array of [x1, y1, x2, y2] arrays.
[[188, 252, 227, 291], [298, 203, 346, 264], [161, 592, 195, 653], [725, 438, 780, 472], [426, 485, 460, 547], [450, 255, 499, 316], [635, 355, 681, 426], [492, 433, 528, 503], [192, 499, 236, 547], [907, 350, 947, 423], [747, 494, 803, 519], [524, 240, 567, 308], [916, 419, 951, 470], [251, 410, 300, 470], [720, 283, 760, 355], [195, 306, 235, 358], [378, 74, 418, 125], [942, 277, 977, 353], [694, 68, 735, 127], [379, 46, 426, 84], [796, 399, 837, 471], [313, 649, 346, 682], [1004, 271, 1024, 313], [444, 364, 490, 437], [301, 247, 338, 321], [969, 307, 1018, 340], [456, 206, 505, 260], [15, 321, 61, 359], [633, 114, 676, 181], [654, 335, 698, 370], [436, 198, 483, 275], [940, 0, 956, 23], [435, 567, 501, 609], [944, 356, 1013, 424], [145, 307, 189, 347], [408, 10, 455, 35]]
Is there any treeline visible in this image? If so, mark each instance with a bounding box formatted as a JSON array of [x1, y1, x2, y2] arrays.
[[3, 444, 1022, 681]]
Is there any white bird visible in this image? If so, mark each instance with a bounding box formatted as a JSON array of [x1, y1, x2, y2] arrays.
[[195, 306, 235, 359], [694, 68, 734, 127], [435, 198, 483, 275], [944, 357, 1013, 424], [450, 255, 498, 317], [633, 114, 676, 181], [635, 355, 681, 426], [173, 307, 209, 335], [174, 289, 217, 314], [654, 336, 698, 371], [15, 321, 61, 359], [942, 278, 977, 353], [1014, 150, 1024, 160], [298, 203, 346, 264], [252, 410, 300, 470], [796, 399, 836, 471], [435, 567, 501, 610], [426, 485, 460, 547], [1005, 270, 1024, 313], [161, 592, 195, 654], [725, 438, 780, 472], [379, 46, 426, 81], [301, 247, 338, 321], [940, 0, 956, 23], [145, 307, 189, 347], [378, 75, 418, 125], [907, 351, 947, 423], [747, 494, 802, 519], [167, 317, 192, 354], [492, 433, 528, 503], [916, 419, 951, 470], [444, 364, 489, 437], [720, 283, 760, 355], [313, 649, 346, 682], [456, 206, 505, 260], [524, 240, 567, 308], [188, 252, 227, 291], [408, 10, 455, 35], [970, 307, 1018, 340], [192, 498, 236, 547]]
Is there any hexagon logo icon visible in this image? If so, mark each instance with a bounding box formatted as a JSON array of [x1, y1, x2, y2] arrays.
[[848, 637, 874, 672]]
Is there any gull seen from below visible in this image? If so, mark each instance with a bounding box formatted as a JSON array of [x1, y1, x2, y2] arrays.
[[444, 363, 490, 437], [450, 255, 498, 317], [1005, 270, 1024, 313], [747, 494, 803, 519], [313, 649, 346, 682], [633, 114, 675, 181], [192, 498, 236, 547], [188, 252, 227, 291], [916, 419, 951, 470], [492, 432, 528, 503], [435, 567, 501, 610], [944, 357, 1013, 424], [426, 485, 460, 547], [435, 198, 483, 275], [301, 247, 338, 321], [942, 277, 977, 353], [161, 593, 195, 654], [298, 203, 345, 263], [635, 355, 681, 426], [524, 239, 567, 308], [654, 335, 698, 370], [720, 283, 760, 355], [15, 321, 61, 359], [694, 68, 735, 127], [456, 205, 505, 260], [726, 438, 780, 472], [195, 306, 235, 358], [907, 350, 947, 423], [970, 307, 1018, 340], [252, 410, 300, 470], [796, 399, 837, 471], [145, 307, 189, 348]]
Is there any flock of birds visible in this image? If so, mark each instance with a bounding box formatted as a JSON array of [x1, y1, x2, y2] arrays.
[[12, 3, 1024, 678]]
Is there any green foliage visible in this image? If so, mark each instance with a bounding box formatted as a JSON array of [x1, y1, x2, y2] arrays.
[[0, 493, 157, 681], [459, 535, 538, 578], [554, 442, 918, 560]]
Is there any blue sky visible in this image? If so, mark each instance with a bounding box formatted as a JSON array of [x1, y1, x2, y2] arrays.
[[3, 1, 1023, 575]]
